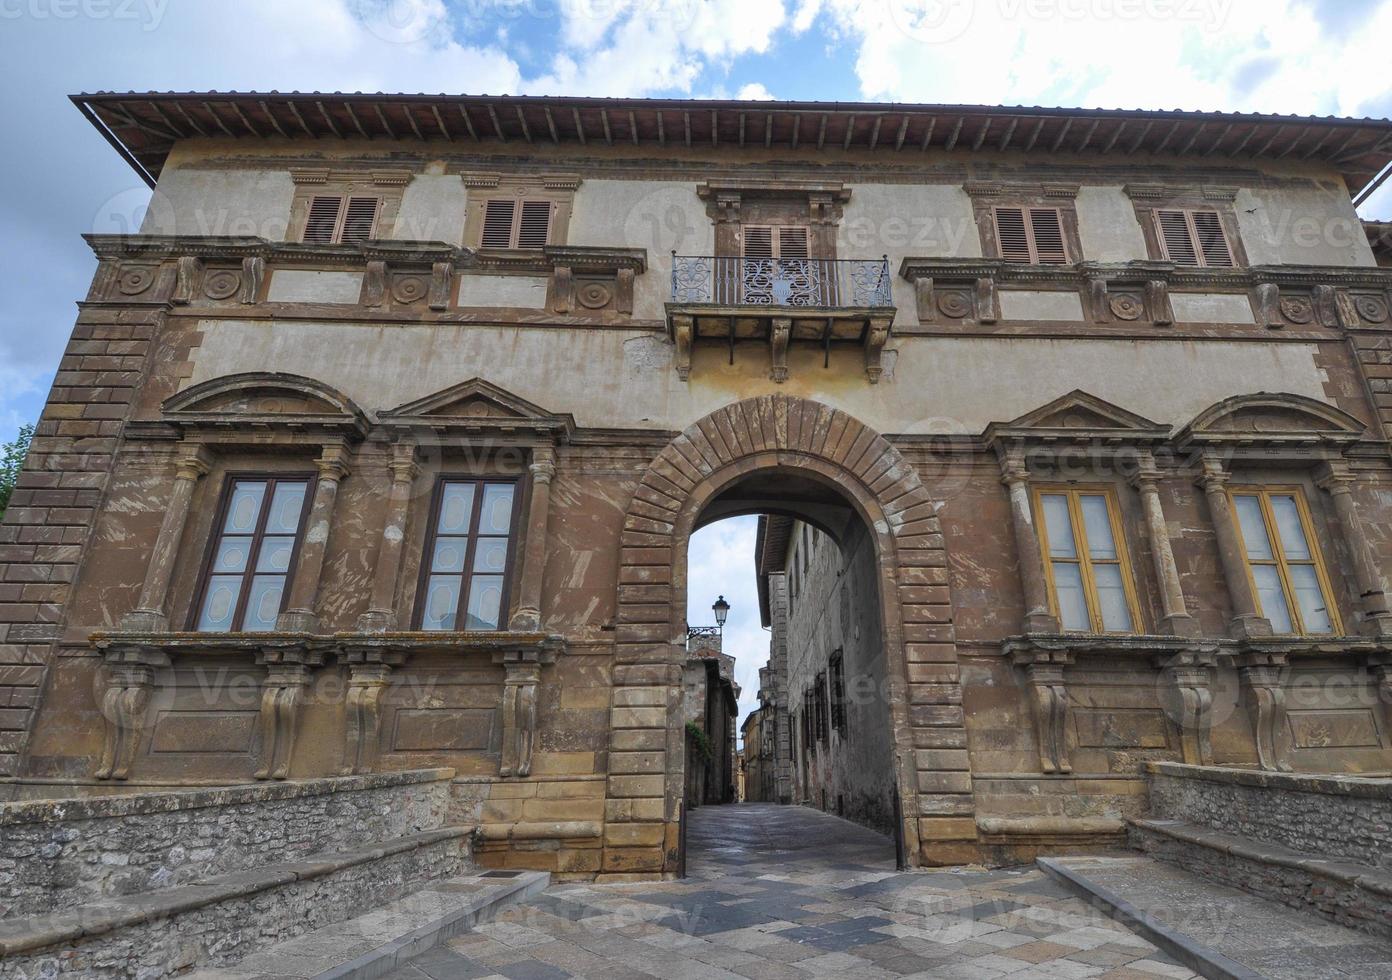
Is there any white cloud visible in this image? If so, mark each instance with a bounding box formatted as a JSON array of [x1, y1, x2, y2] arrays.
[[737, 82, 778, 100]]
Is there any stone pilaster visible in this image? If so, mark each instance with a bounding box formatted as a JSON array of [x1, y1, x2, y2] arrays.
[[1130, 449, 1197, 636], [998, 449, 1058, 633], [1317, 460, 1392, 637], [119, 443, 212, 632], [508, 446, 557, 632], [277, 444, 351, 634], [358, 442, 420, 632], [1196, 452, 1272, 639]]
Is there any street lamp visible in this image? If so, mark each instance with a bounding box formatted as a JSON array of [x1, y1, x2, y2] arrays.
[[712, 595, 730, 633]]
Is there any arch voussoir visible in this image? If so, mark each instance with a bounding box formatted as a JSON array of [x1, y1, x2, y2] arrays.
[[604, 394, 975, 876]]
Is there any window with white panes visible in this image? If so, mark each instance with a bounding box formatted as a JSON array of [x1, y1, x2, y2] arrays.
[[417, 479, 519, 631], [1229, 488, 1341, 636], [194, 476, 312, 632], [1034, 486, 1142, 633]]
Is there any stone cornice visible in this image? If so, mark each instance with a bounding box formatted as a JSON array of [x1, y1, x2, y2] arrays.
[[91, 629, 567, 662]]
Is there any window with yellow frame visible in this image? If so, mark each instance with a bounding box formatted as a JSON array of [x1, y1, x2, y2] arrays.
[[1228, 487, 1341, 636], [1032, 486, 1142, 633]]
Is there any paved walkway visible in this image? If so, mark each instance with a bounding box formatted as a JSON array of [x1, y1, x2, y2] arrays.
[[385, 803, 1200, 980], [1048, 854, 1392, 979]]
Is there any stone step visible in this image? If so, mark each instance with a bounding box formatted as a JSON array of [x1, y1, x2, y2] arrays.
[[190, 869, 550, 980], [0, 825, 476, 976], [1039, 853, 1392, 980], [1131, 816, 1392, 941]]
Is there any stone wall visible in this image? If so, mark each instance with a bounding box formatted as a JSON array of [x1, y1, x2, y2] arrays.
[[1146, 761, 1392, 870], [785, 518, 896, 836], [0, 768, 453, 917]]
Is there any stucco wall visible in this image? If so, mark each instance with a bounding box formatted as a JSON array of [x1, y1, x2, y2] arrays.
[[1237, 183, 1377, 267], [142, 166, 295, 239], [395, 172, 469, 244]]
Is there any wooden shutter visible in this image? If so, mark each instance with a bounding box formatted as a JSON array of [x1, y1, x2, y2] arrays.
[[743, 225, 774, 258], [481, 199, 516, 248], [516, 200, 552, 249], [1191, 210, 1234, 267], [340, 197, 379, 243], [1028, 208, 1068, 264], [303, 195, 343, 244], [993, 207, 1033, 262], [1155, 209, 1200, 266], [777, 226, 810, 259]]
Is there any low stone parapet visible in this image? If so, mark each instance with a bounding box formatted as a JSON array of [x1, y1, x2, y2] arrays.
[[1145, 762, 1392, 871], [0, 768, 454, 917]]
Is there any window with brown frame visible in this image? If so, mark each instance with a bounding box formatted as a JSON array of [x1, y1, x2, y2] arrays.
[[1229, 487, 1341, 636], [416, 478, 520, 631], [193, 475, 314, 632], [1153, 208, 1235, 268], [992, 206, 1069, 264], [301, 195, 381, 245], [1033, 486, 1143, 634]]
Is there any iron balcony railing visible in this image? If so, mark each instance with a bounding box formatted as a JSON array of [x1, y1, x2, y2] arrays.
[[670, 255, 893, 308]]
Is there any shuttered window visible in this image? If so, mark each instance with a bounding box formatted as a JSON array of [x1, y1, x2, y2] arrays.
[[992, 207, 1069, 264], [479, 198, 552, 249], [301, 195, 380, 245], [1154, 208, 1234, 267], [742, 225, 810, 258]]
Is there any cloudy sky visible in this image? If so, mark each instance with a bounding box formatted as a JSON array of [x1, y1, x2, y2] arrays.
[[4, 0, 1392, 726]]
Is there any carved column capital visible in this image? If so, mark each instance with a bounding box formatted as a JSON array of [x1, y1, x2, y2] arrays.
[[1194, 450, 1230, 492], [1126, 447, 1162, 493], [173, 442, 213, 482], [530, 445, 557, 484], [388, 442, 421, 485], [315, 442, 352, 483], [1315, 458, 1355, 494]]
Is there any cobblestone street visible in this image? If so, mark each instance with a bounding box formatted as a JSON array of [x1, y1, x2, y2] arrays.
[[385, 804, 1200, 980]]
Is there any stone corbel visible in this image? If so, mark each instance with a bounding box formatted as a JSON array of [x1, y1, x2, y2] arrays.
[[94, 645, 170, 780], [1011, 648, 1074, 774], [428, 261, 452, 311], [1086, 276, 1109, 325], [362, 260, 388, 308], [550, 263, 575, 313], [975, 277, 999, 324], [240, 257, 264, 304], [253, 646, 327, 780], [1313, 284, 1341, 328], [865, 316, 891, 384], [769, 317, 791, 383], [913, 276, 936, 322], [172, 256, 203, 305], [615, 267, 635, 314], [1154, 648, 1219, 766], [672, 313, 694, 381], [338, 646, 405, 775], [1254, 282, 1283, 329], [1146, 279, 1173, 326], [1368, 653, 1392, 741], [1236, 651, 1290, 772], [495, 647, 557, 778]]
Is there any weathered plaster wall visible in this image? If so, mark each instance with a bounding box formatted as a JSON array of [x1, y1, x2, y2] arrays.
[[142, 167, 295, 239], [568, 178, 713, 322], [1075, 186, 1149, 262], [183, 318, 1336, 434], [395, 172, 469, 244], [1237, 183, 1377, 267]]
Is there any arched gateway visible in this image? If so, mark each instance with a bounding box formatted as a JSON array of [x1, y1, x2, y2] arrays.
[[602, 394, 975, 875]]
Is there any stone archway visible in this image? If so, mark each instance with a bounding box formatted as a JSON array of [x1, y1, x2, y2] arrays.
[[602, 394, 973, 875]]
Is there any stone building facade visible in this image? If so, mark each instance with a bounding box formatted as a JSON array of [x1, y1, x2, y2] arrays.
[[3, 93, 1392, 876]]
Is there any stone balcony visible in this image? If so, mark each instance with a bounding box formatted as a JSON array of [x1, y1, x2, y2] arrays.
[[665, 254, 896, 383]]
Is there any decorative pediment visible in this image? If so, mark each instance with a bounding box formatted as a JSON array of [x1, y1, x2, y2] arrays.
[[1177, 392, 1365, 453], [162, 373, 369, 439], [379, 378, 575, 442], [984, 390, 1170, 446]]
